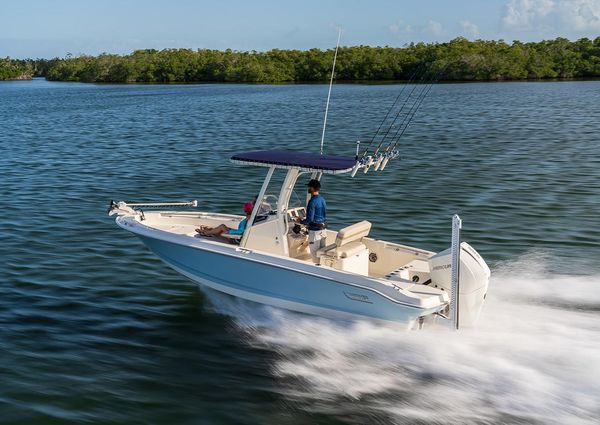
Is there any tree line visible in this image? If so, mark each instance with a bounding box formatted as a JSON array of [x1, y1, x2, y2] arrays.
[[2, 37, 600, 83], [0, 58, 37, 80]]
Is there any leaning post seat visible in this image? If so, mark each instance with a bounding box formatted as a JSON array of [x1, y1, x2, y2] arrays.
[[335, 220, 372, 246], [317, 220, 372, 275]]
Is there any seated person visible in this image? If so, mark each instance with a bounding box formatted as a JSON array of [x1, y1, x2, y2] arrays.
[[196, 202, 253, 237]]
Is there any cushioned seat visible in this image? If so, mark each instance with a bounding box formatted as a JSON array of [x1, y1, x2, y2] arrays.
[[331, 241, 366, 259], [317, 221, 372, 270], [335, 220, 372, 246]]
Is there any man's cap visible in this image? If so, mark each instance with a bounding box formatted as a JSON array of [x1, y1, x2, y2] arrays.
[[307, 179, 321, 189]]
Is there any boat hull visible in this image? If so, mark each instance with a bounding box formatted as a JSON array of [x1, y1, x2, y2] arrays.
[[135, 233, 440, 324]]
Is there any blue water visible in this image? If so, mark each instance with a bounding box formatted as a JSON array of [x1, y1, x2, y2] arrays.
[[2, 79, 599, 424]]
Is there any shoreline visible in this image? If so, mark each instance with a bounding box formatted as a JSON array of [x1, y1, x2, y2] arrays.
[[5, 77, 600, 85]]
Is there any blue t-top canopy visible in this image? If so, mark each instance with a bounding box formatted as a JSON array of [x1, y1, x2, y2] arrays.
[[230, 150, 357, 174]]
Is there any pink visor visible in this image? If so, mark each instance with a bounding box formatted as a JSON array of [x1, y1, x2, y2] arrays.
[[243, 202, 254, 213]]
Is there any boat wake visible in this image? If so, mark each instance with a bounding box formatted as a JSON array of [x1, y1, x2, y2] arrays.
[[203, 253, 600, 424]]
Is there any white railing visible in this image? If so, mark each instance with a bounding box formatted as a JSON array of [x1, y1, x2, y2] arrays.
[[120, 200, 197, 208], [107, 200, 197, 217]]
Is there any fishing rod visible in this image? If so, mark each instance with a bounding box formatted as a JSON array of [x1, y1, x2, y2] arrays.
[[360, 62, 426, 159], [377, 65, 447, 169], [386, 69, 440, 144], [357, 65, 435, 172], [364, 64, 433, 160], [352, 66, 428, 177], [349, 62, 447, 176], [387, 65, 446, 147]]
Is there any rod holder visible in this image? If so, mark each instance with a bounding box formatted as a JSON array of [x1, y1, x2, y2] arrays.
[[363, 156, 374, 174], [380, 156, 390, 170]]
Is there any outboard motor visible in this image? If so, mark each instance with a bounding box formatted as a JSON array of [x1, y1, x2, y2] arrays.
[[428, 242, 491, 327]]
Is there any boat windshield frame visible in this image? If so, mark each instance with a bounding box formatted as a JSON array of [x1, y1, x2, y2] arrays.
[[240, 164, 322, 252]]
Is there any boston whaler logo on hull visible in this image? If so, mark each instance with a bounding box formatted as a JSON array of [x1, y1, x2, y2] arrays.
[[432, 264, 451, 271], [343, 291, 373, 304]]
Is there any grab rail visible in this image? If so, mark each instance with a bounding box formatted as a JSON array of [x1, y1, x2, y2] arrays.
[[107, 200, 197, 217], [121, 200, 197, 208]]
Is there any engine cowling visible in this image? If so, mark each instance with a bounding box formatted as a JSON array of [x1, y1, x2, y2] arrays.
[[428, 242, 491, 327]]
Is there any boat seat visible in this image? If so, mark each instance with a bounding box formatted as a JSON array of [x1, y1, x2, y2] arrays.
[[318, 240, 366, 259], [317, 220, 371, 258], [317, 220, 372, 258], [221, 233, 242, 244], [335, 220, 372, 246], [317, 221, 371, 275], [194, 233, 241, 244]]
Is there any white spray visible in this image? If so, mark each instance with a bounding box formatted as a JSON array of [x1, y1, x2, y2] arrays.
[[204, 253, 600, 424]]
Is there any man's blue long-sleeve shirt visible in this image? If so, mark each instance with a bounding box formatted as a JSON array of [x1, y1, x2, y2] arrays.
[[302, 194, 326, 226]]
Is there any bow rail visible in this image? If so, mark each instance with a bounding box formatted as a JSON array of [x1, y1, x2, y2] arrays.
[[107, 200, 198, 217]]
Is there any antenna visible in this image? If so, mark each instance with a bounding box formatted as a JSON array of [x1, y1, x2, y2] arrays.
[[320, 28, 342, 155]]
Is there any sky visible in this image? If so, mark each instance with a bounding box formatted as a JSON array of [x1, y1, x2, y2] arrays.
[[1, 0, 599, 58]]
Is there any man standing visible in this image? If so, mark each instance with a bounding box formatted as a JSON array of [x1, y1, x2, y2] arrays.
[[299, 179, 327, 263]]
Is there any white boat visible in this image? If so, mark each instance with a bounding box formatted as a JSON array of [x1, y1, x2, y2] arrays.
[[108, 150, 491, 329], [109, 38, 490, 329]]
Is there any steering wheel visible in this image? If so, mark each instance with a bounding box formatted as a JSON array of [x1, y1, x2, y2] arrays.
[[262, 194, 279, 212]]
